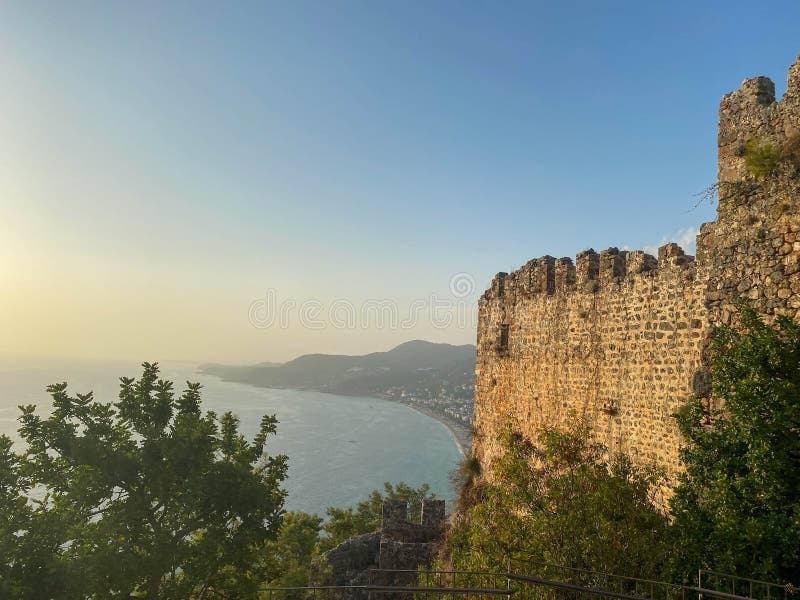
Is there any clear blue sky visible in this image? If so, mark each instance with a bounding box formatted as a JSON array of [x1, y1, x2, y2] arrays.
[[1, 1, 799, 362]]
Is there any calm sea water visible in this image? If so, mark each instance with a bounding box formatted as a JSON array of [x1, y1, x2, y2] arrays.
[[0, 357, 461, 515]]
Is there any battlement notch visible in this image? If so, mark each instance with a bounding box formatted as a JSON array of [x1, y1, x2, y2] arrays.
[[626, 250, 658, 274]]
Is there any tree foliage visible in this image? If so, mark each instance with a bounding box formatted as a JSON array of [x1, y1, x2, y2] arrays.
[[263, 511, 324, 589], [443, 418, 669, 582], [0, 435, 73, 598], [1, 362, 287, 598], [669, 305, 800, 583]]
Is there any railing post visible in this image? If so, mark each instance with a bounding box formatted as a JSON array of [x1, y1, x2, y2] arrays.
[[699, 570, 703, 600]]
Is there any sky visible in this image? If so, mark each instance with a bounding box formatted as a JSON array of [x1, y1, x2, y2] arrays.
[[1, 1, 799, 363]]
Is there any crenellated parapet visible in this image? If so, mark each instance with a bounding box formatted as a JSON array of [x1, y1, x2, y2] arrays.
[[482, 243, 696, 304], [380, 499, 445, 542]]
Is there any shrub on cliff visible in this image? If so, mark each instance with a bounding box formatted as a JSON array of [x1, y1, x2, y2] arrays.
[[744, 137, 781, 179], [442, 418, 669, 583], [449, 453, 483, 513], [743, 134, 800, 180], [1, 363, 288, 599], [669, 305, 800, 584]]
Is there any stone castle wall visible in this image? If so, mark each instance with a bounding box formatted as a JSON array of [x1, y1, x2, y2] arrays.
[[473, 55, 800, 486], [475, 246, 707, 484]]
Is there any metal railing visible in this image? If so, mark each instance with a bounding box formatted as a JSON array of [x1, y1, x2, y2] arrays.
[[371, 568, 511, 591], [508, 572, 681, 600], [698, 570, 796, 600], [259, 585, 369, 600], [258, 568, 795, 600], [507, 572, 772, 600], [509, 559, 684, 600]]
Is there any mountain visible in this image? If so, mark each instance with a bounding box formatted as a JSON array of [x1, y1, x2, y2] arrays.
[[199, 340, 475, 400]]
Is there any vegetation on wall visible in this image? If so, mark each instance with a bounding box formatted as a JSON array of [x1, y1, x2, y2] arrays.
[[668, 303, 800, 584], [743, 137, 781, 179], [449, 453, 482, 513], [695, 179, 762, 208], [743, 134, 800, 179], [441, 418, 670, 583]]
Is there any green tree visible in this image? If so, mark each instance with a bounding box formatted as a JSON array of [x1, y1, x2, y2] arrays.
[[8, 362, 287, 598], [669, 305, 800, 583], [263, 511, 324, 589], [0, 435, 33, 598], [0, 435, 76, 597], [444, 418, 669, 583], [318, 482, 436, 552]]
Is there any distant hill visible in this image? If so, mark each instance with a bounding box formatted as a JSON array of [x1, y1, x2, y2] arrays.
[[199, 340, 475, 400]]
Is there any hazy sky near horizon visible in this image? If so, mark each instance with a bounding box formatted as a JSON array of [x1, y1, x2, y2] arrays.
[[2, 1, 799, 363]]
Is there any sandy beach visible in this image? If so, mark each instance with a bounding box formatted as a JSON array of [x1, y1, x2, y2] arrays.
[[393, 400, 471, 457]]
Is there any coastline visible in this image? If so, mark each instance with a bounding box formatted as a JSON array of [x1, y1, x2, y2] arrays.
[[197, 369, 471, 459], [395, 400, 470, 458]]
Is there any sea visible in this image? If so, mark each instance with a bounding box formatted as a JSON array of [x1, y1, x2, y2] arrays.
[[0, 357, 462, 516]]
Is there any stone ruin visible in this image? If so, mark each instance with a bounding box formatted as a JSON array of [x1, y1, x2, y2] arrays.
[[310, 499, 446, 591]]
